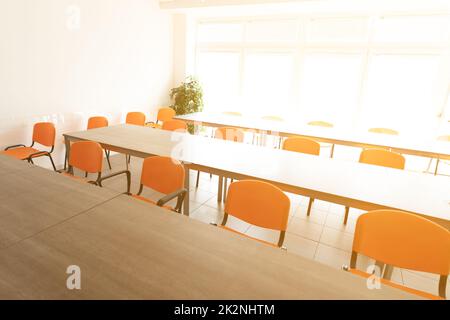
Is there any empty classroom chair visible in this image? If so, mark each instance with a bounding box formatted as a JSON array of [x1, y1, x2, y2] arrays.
[[162, 119, 188, 132], [61, 140, 130, 193], [359, 148, 405, 169], [64, 116, 112, 171], [88, 116, 112, 170], [308, 120, 334, 128], [126, 112, 146, 126], [147, 107, 176, 129], [368, 127, 399, 136], [124, 112, 146, 165], [2, 122, 57, 171], [132, 156, 187, 213], [217, 180, 290, 248], [344, 210, 450, 299], [343, 149, 405, 224], [282, 137, 320, 216]]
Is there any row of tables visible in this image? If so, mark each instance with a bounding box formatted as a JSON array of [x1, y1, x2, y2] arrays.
[[63, 124, 450, 229], [176, 112, 450, 162], [0, 154, 416, 299]]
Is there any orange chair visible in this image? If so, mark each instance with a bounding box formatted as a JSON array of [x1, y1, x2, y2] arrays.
[[217, 180, 290, 248], [63, 116, 112, 171], [359, 148, 405, 170], [132, 156, 187, 213], [162, 119, 187, 132], [2, 122, 57, 171], [308, 120, 334, 128], [344, 210, 450, 299], [342, 149, 406, 224], [87, 116, 112, 170], [282, 137, 320, 216], [126, 112, 146, 126], [61, 141, 130, 193], [146, 107, 176, 129], [368, 127, 399, 136], [282, 136, 321, 155], [124, 112, 146, 166]]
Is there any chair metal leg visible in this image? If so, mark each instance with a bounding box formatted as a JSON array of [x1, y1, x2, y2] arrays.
[[196, 171, 200, 188], [47, 153, 57, 171], [344, 206, 350, 225], [307, 198, 314, 216]]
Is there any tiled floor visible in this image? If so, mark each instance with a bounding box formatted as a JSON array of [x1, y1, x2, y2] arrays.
[[72, 145, 449, 299]]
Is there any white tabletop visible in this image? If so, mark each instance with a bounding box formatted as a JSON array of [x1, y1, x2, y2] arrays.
[[176, 112, 450, 160]]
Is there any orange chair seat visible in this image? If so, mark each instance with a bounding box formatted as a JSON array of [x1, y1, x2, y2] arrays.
[[132, 194, 174, 211], [2, 147, 42, 160], [348, 268, 444, 300], [218, 225, 279, 248]]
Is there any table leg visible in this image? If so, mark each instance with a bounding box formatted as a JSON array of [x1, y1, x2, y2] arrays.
[[183, 167, 190, 216], [64, 136, 71, 170], [223, 178, 228, 203], [217, 176, 223, 203]]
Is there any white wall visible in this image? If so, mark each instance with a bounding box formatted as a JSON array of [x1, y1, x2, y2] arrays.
[[0, 0, 174, 167]]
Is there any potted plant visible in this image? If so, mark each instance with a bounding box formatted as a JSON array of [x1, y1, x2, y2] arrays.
[[170, 76, 204, 133]]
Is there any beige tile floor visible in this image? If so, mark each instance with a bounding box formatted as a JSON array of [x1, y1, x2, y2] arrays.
[[70, 143, 449, 299]]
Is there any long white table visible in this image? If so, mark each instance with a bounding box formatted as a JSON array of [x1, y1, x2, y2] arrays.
[[0, 155, 418, 299], [63, 125, 450, 229], [175, 112, 450, 165]]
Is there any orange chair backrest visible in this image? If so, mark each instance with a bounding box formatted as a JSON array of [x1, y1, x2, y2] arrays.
[[140, 156, 185, 194], [157, 107, 176, 122], [308, 120, 334, 128], [282, 137, 320, 156], [353, 210, 450, 275], [368, 127, 399, 135], [225, 180, 290, 231], [262, 115, 284, 122], [359, 149, 405, 169], [126, 112, 146, 126], [69, 141, 103, 173], [32, 122, 55, 147], [87, 116, 108, 130], [214, 127, 244, 142], [162, 120, 187, 132]]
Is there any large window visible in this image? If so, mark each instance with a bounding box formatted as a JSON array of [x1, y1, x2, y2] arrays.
[[193, 13, 450, 131]]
